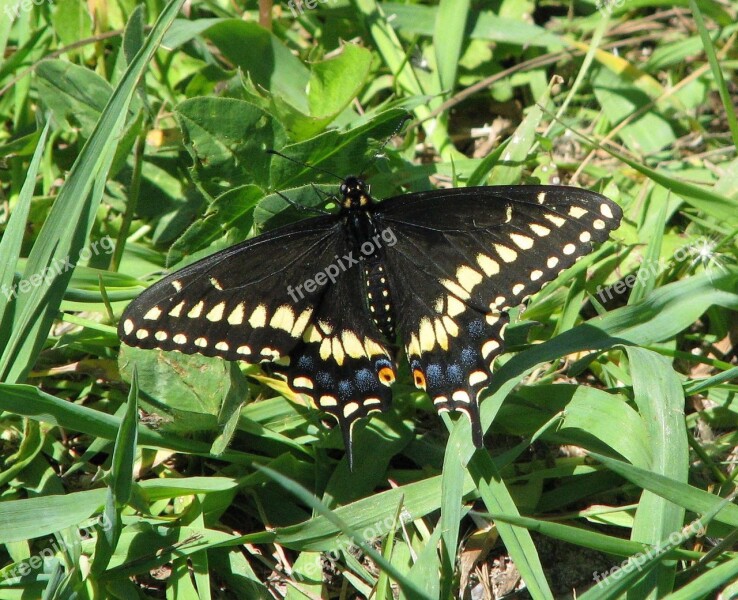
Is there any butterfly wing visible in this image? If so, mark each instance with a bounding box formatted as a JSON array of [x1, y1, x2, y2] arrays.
[[373, 185, 622, 444], [119, 214, 396, 466]]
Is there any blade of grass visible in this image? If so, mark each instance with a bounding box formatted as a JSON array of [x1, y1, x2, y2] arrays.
[[626, 348, 688, 598], [0, 121, 50, 349], [689, 0, 738, 148]]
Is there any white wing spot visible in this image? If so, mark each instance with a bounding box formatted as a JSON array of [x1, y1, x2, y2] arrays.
[[169, 301, 184, 317], [579, 231, 592, 243], [136, 329, 149, 340], [505, 205, 513, 223], [469, 371, 488, 386], [529, 223, 551, 237], [563, 243, 576, 255], [291, 308, 313, 337], [123, 319, 134, 335], [452, 390, 471, 404], [320, 395, 338, 407], [155, 331, 168, 341], [512, 283, 525, 295], [215, 341, 229, 352], [210, 277, 223, 290], [477, 253, 500, 276], [419, 317, 435, 352], [343, 402, 360, 418], [456, 265, 483, 293], [195, 337, 208, 348], [441, 279, 471, 300], [442, 316, 459, 337], [187, 301, 204, 318], [293, 376, 314, 390], [171, 280, 182, 292], [144, 307, 162, 321], [270, 305, 295, 332], [510, 233, 534, 250], [207, 302, 226, 322], [248, 304, 268, 328], [531, 269, 543, 281], [173, 333, 187, 345], [600, 203, 614, 219], [537, 192, 546, 204], [342, 331, 365, 358], [593, 219, 606, 230], [447, 296, 466, 317], [569, 206, 587, 219], [482, 339, 500, 357], [544, 213, 566, 228], [236, 345, 251, 355], [228, 303, 245, 325], [494, 244, 518, 263], [547, 256, 559, 268]]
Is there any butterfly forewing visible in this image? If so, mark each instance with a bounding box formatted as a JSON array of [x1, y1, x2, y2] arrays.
[[119, 217, 342, 363], [374, 185, 622, 441]]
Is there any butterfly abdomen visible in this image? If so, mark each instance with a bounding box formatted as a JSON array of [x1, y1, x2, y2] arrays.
[[363, 257, 395, 339]]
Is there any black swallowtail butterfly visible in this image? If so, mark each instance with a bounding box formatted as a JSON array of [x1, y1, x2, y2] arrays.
[[119, 176, 621, 467]]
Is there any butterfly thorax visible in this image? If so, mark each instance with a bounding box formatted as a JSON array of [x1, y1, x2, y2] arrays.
[[340, 176, 373, 209]]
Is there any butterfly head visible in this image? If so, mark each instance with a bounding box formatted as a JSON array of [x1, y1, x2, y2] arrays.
[[340, 176, 373, 209]]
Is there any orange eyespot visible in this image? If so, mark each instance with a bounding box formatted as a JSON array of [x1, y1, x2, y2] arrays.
[[378, 366, 395, 385], [413, 369, 426, 390]]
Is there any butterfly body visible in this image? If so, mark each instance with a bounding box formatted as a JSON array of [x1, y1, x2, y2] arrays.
[[119, 178, 622, 466]]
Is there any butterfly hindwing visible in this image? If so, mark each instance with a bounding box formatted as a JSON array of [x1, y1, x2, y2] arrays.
[[272, 255, 396, 466], [375, 185, 622, 441]]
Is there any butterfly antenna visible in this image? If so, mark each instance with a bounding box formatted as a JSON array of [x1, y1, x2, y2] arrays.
[[273, 189, 331, 216], [358, 113, 412, 176], [266, 149, 344, 182]]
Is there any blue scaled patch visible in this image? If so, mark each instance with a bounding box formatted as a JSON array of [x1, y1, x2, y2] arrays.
[[338, 379, 353, 399], [426, 363, 444, 387], [316, 371, 334, 388], [446, 364, 463, 386], [467, 319, 485, 338], [460, 346, 477, 367], [355, 368, 375, 392]]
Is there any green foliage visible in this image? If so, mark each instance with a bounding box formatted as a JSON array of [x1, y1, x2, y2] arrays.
[[1, 0, 737, 598]]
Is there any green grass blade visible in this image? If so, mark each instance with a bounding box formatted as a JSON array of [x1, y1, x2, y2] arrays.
[[433, 0, 468, 95], [0, 121, 50, 348], [689, 0, 738, 148], [626, 348, 688, 597]]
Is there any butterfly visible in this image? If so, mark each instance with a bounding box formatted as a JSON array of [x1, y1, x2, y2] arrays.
[[119, 175, 622, 467]]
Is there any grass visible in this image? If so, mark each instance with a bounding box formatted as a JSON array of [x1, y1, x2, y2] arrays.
[[1, 0, 738, 598]]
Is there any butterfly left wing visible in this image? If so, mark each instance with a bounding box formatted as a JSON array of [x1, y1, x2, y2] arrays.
[[119, 214, 396, 467], [373, 185, 622, 445]]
